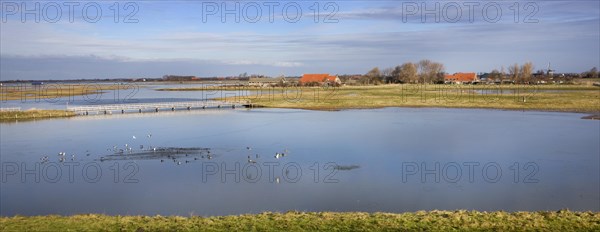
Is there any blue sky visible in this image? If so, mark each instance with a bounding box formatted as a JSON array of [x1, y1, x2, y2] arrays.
[[1, 0, 599, 80]]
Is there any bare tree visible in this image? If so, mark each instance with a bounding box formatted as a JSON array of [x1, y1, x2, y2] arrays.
[[489, 69, 502, 83], [520, 62, 534, 84], [366, 67, 382, 85], [381, 67, 394, 83], [508, 63, 520, 83], [397, 62, 418, 83], [418, 60, 431, 83], [390, 65, 401, 83], [430, 62, 445, 83], [418, 59, 445, 83], [582, 67, 598, 79]]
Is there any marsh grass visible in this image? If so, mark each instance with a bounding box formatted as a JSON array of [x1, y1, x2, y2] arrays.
[[1, 211, 598, 231], [211, 84, 600, 113], [0, 84, 125, 101], [0, 110, 75, 122]]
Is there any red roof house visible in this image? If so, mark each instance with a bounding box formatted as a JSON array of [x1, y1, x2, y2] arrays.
[[444, 73, 477, 83], [299, 74, 341, 85]]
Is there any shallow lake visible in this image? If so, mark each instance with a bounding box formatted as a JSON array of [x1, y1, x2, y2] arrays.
[[0, 83, 245, 110], [1, 107, 598, 216]]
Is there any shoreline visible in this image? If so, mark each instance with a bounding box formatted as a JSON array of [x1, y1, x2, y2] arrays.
[[216, 84, 599, 114], [0, 84, 124, 101], [2, 83, 598, 122], [1, 210, 598, 231], [246, 103, 600, 114], [1, 105, 598, 123], [0, 110, 75, 122]]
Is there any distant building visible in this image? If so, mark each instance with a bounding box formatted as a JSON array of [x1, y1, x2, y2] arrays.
[[546, 62, 555, 77], [248, 77, 286, 87], [162, 75, 198, 81], [31, 81, 44, 85], [299, 74, 341, 86], [285, 77, 300, 85], [444, 73, 477, 84], [478, 73, 490, 81]]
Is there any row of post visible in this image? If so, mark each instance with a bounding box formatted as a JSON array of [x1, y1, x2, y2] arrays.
[[83, 104, 237, 115]]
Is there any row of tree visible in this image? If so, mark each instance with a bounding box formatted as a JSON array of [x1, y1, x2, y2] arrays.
[[581, 67, 598, 79], [489, 64, 597, 83], [363, 60, 446, 84], [365, 61, 597, 85], [485, 62, 535, 83]]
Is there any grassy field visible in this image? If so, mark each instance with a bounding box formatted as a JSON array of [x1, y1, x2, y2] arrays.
[[0, 84, 125, 101], [198, 84, 600, 113], [157, 84, 600, 92], [1, 211, 598, 231], [0, 84, 134, 122], [0, 110, 75, 122]]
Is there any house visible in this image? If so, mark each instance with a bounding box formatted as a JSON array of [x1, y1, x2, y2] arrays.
[[299, 74, 341, 86], [248, 77, 286, 87], [162, 75, 198, 81], [444, 73, 477, 84]]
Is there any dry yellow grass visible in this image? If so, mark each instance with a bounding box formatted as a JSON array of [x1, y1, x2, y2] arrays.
[[0, 110, 75, 122], [1, 210, 598, 231], [0, 84, 124, 101], [216, 84, 600, 113]]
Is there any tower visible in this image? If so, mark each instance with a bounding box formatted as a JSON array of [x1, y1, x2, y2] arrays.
[[546, 62, 555, 77]]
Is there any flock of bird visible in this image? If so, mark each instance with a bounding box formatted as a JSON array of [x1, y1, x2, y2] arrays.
[[245, 146, 289, 164], [39, 132, 291, 167], [159, 151, 213, 165], [40, 150, 92, 163]]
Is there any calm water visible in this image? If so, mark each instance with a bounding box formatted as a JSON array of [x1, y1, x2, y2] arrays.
[[0, 83, 246, 110], [0, 108, 598, 216]]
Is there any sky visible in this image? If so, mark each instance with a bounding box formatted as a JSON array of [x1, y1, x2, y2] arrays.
[[0, 0, 599, 80]]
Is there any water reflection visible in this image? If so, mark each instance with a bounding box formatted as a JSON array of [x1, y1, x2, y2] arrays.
[[0, 108, 598, 216]]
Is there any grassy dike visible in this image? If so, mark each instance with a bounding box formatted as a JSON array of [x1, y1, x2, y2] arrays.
[[1, 211, 599, 231], [0, 110, 75, 122], [0, 84, 129, 122], [0, 84, 124, 101], [206, 84, 600, 113]]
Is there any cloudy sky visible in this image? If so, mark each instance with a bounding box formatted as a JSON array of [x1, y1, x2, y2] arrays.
[[1, 0, 599, 80]]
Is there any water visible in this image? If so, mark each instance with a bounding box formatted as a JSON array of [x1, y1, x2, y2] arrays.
[[1, 108, 598, 216], [0, 83, 247, 110]]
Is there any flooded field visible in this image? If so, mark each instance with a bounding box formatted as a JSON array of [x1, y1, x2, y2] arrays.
[[1, 107, 598, 216]]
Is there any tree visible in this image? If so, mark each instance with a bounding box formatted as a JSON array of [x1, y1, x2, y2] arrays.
[[520, 62, 534, 84], [582, 67, 598, 79], [591, 67, 598, 78], [431, 63, 446, 83], [390, 65, 401, 83], [418, 59, 431, 83], [418, 59, 445, 83], [397, 62, 418, 83], [365, 67, 382, 85], [381, 67, 394, 83], [489, 69, 502, 83], [508, 63, 520, 83]]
